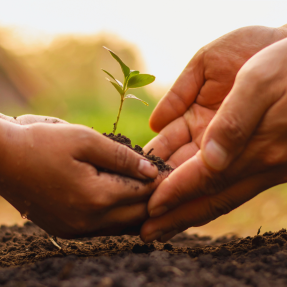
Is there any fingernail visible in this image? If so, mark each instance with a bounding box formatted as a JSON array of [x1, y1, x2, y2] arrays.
[[150, 206, 168, 217], [138, 159, 158, 178], [204, 139, 228, 171], [143, 231, 163, 243], [160, 230, 179, 243]]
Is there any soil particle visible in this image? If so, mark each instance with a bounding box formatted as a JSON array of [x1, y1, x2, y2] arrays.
[[102, 133, 173, 173], [252, 235, 265, 247], [2, 223, 287, 286]]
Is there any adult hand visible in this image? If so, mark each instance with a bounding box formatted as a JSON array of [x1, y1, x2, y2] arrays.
[[0, 113, 69, 125], [145, 25, 287, 168], [0, 116, 160, 238], [141, 37, 287, 243]]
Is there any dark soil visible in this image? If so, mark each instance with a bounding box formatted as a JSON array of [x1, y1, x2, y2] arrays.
[[102, 133, 173, 173], [2, 223, 287, 286]]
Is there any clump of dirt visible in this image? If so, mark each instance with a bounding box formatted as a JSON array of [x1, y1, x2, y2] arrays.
[[103, 133, 173, 173], [2, 223, 287, 286]]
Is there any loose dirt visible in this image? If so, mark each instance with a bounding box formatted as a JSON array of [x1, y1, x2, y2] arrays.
[[1, 134, 285, 286], [1, 223, 287, 286], [102, 133, 173, 173]]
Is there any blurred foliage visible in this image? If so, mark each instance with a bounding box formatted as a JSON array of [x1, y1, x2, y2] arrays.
[[0, 32, 160, 146], [31, 88, 158, 147]]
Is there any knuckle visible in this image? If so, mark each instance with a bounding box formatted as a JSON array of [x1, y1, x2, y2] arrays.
[[261, 146, 286, 167], [204, 173, 229, 195], [172, 216, 188, 231], [220, 114, 247, 145], [170, 180, 187, 205], [206, 196, 233, 221], [196, 165, 229, 196], [89, 193, 111, 212], [245, 65, 271, 86], [74, 126, 93, 146], [114, 144, 130, 171], [238, 62, 277, 95], [71, 189, 111, 214], [71, 219, 89, 234], [167, 89, 189, 115], [158, 134, 173, 154]]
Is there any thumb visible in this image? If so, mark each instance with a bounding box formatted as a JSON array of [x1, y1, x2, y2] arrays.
[[75, 127, 159, 180], [201, 70, 275, 171]]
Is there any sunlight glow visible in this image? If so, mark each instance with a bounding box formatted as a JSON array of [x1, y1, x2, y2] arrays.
[[0, 0, 286, 85]]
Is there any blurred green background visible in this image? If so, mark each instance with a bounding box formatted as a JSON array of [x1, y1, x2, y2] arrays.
[[0, 31, 160, 146]]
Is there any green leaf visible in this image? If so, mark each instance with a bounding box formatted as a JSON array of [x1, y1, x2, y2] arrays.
[[129, 70, 140, 77], [102, 69, 123, 88], [127, 74, 155, 89], [115, 79, 123, 88], [103, 46, 130, 79], [124, 70, 140, 89], [125, 94, 149, 106], [106, 78, 123, 95], [102, 69, 117, 82]]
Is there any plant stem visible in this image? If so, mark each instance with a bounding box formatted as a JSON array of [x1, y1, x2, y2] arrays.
[[113, 96, 124, 134]]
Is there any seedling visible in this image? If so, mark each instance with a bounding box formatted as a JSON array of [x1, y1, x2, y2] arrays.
[[102, 46, 155, 134]]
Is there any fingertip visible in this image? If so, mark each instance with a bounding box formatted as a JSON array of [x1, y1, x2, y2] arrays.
[[149, 112, 161, 133], [140, 220, 163, 243], [202, 139, 229, 171], [149, 206, 168, 218], [138, 159, 158, 179], [147, 178, 171, 216]]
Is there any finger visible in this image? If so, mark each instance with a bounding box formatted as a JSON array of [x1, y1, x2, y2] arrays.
[[71, 161, 168, 211], [86, 169, 167, 207], [0, 113, 21, 124], [47, 201, 148, 238], [74, 126, 158, 180], [84, 202, 149, 237], [143, 116, 191, 162], [149, 52, 205, 132], [0, 113, 69, 125], [16, 115, 69, 125], [141, 169, 278, 243], [166, 141, 200, 168], [201, 43, 287, 171], [147, 151, 213, 218], [145, 101, 215, 165]]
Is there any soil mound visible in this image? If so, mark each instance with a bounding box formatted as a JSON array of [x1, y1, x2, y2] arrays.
[[102, 133, 173, 173], [1, 223, 287, 286]]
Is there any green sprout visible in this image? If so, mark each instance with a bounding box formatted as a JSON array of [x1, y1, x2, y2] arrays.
[[102, 46, 155, 134]]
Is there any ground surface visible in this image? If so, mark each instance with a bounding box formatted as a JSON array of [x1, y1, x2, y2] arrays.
[[1, 223, 287, 286]]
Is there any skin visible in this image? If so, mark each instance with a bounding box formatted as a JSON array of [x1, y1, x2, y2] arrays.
[[0, 114, 162, 239], [140, 25, 287, 243]]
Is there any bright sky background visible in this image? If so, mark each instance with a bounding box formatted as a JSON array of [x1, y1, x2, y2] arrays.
[[0, 0, 286, 85]]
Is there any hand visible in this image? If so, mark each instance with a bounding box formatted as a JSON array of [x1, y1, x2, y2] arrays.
[[0, 117, 160, 238], [140, 37, 287, 243], [0, 113, 69, 125], [145, 25, 287, 168]]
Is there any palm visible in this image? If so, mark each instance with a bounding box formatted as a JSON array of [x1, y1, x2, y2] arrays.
[[146, 25, 285, 167]]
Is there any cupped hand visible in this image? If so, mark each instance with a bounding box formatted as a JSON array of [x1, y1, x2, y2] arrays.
[[0, 116, 160, 238], [141, 37, 287, 243], [0, 113, 69, 125], [145, 25, 287, 168]]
